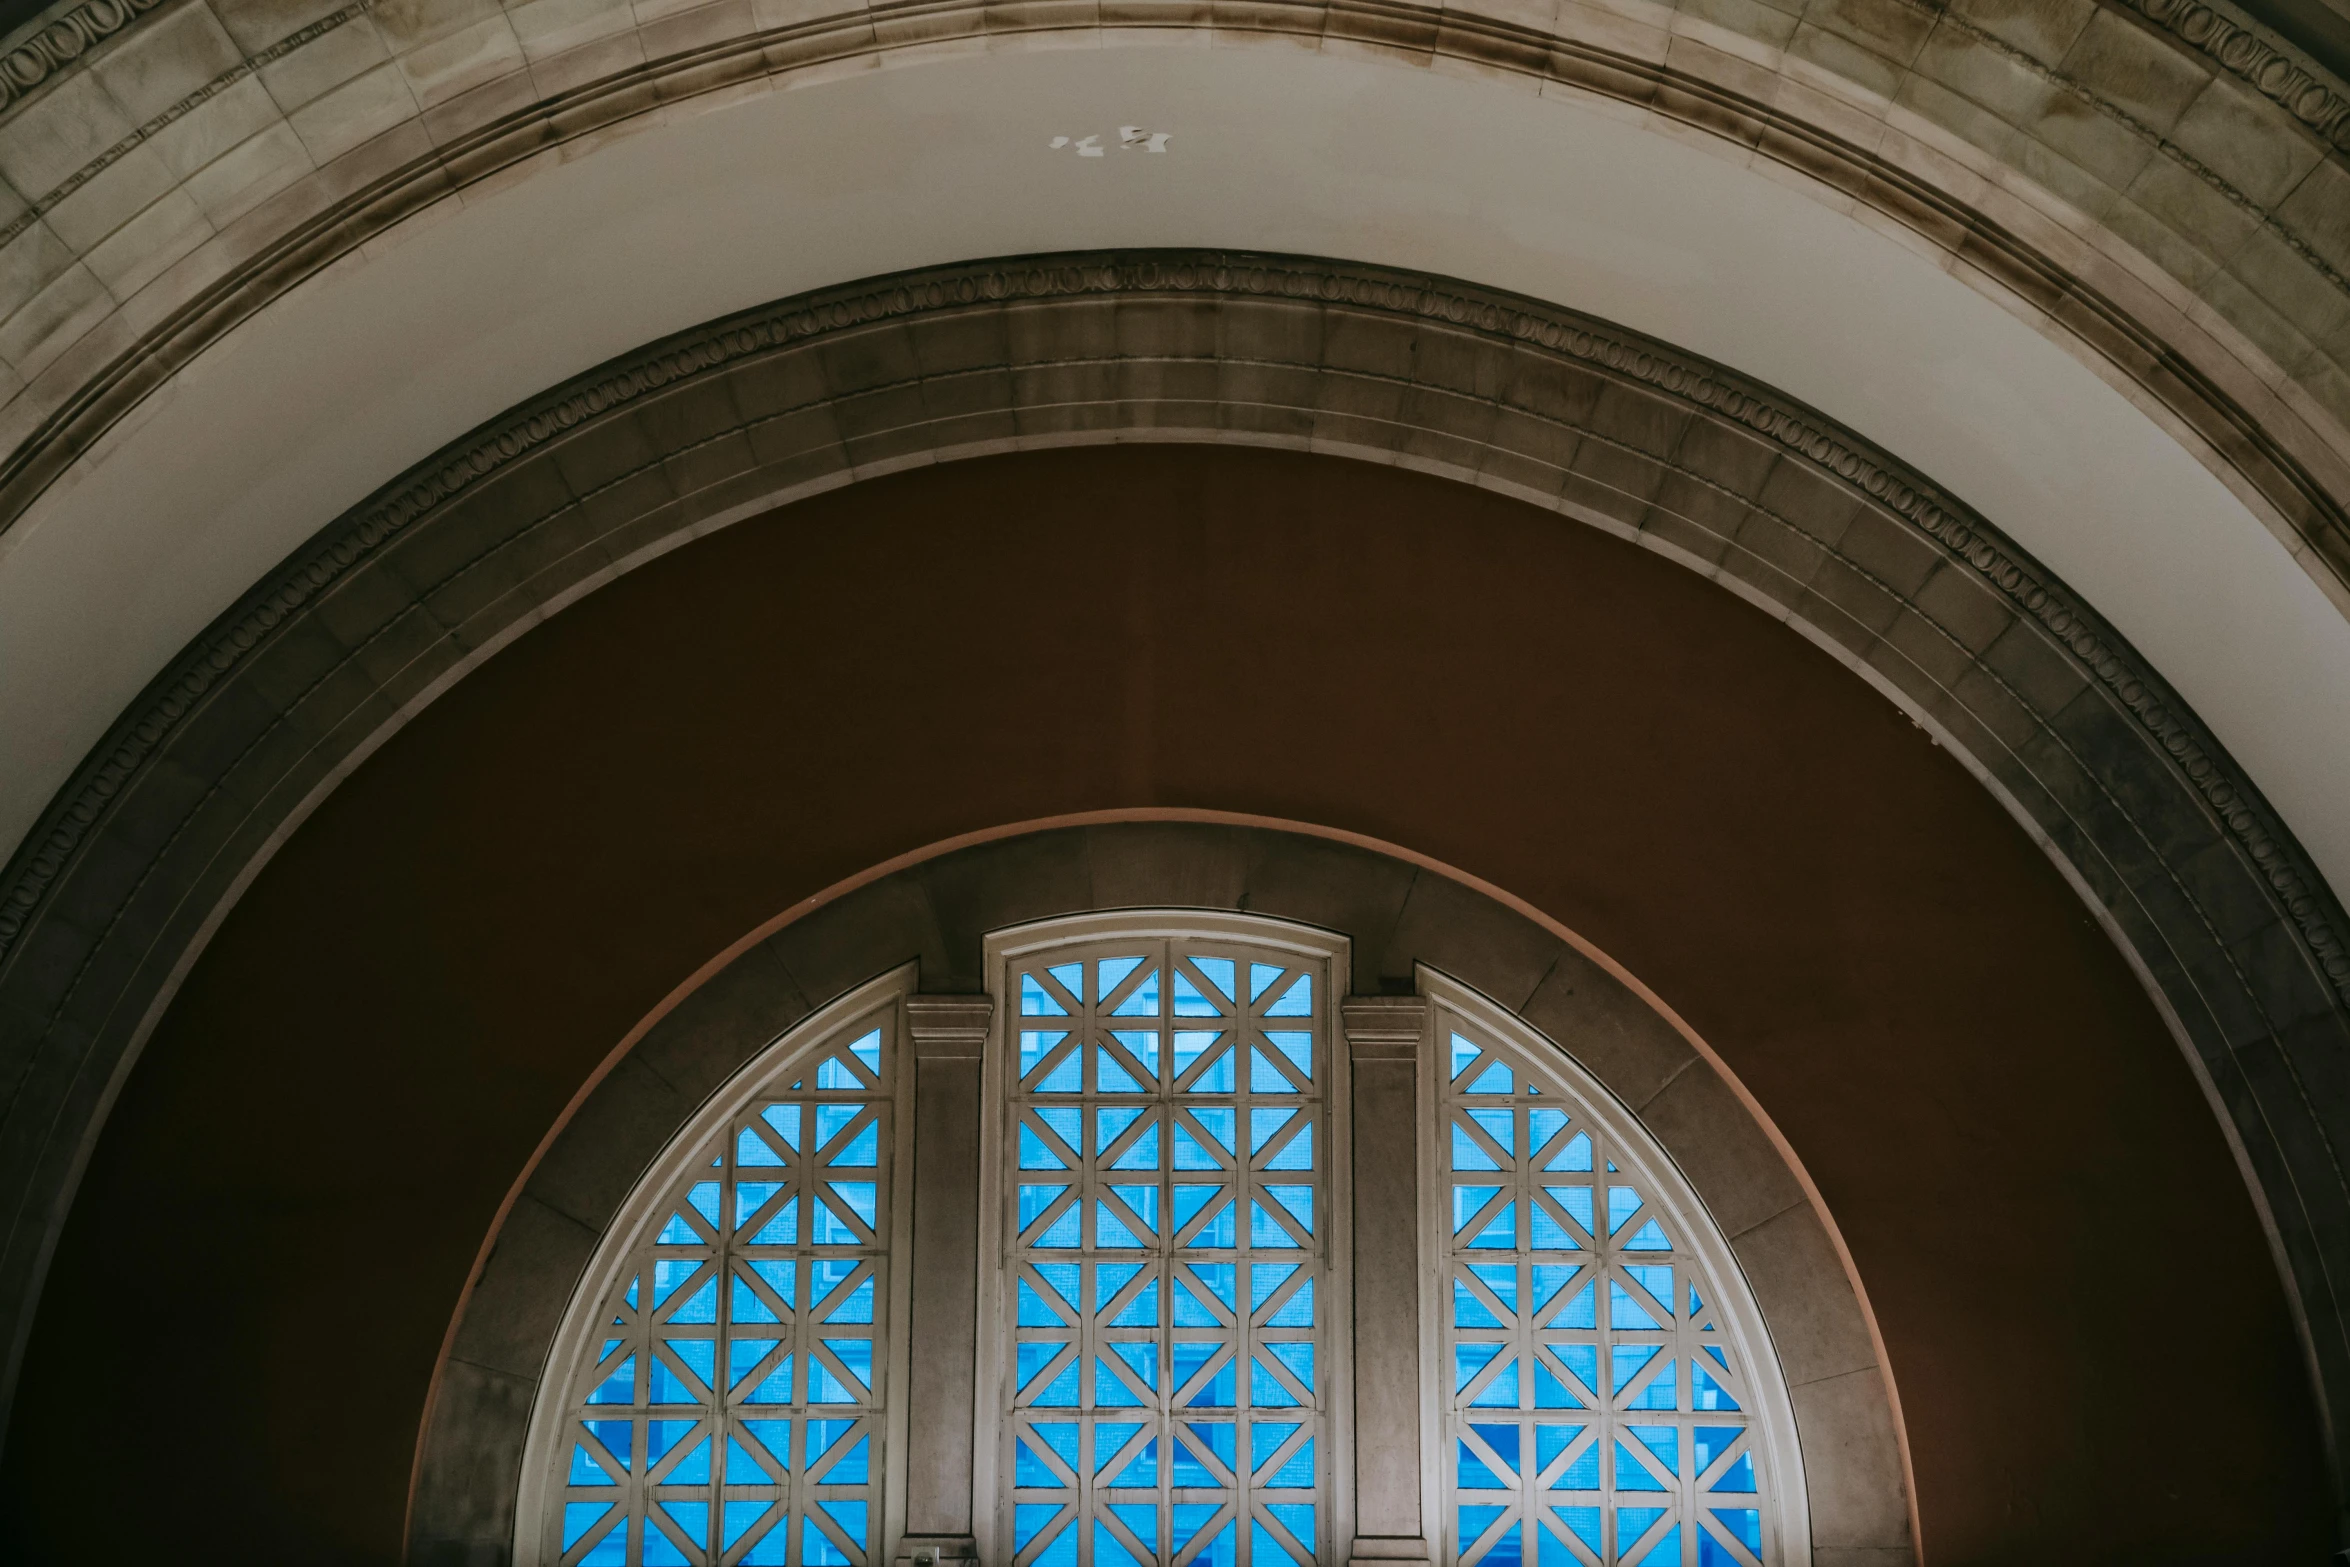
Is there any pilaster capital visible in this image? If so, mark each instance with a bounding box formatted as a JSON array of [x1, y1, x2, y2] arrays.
[[905, 995, 993, 1058], [1341, 994, 1431, 1060]]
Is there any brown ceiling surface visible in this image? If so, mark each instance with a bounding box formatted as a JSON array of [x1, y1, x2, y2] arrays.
[[0, 444, 2323, 1563]]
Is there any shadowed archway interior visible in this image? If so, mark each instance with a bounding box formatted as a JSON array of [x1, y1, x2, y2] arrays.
[[0, 443, 2322, 1564]]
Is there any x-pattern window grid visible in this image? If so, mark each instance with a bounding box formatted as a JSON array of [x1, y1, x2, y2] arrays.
[[1440, 1021, 1766, 1567], [1006, 942, 1328, 1567], [557, 1015, 896, 1566]]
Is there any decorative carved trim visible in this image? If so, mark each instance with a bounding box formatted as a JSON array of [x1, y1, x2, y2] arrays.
[[905, 995, 993, 1058], [2122, 0, 2350, 149], [4, 251, 2339, 1025], [0, 1, 365, 238], [0, 0, 162, 114], [1341, 996, 1433, 1060]]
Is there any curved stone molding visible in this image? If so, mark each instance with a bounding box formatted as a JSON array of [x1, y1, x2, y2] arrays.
[[0, 251, 2343, 1515], [402, 821, 1910, 1564], [0, 0, 163, 113], [0, 0, 2340, 613]]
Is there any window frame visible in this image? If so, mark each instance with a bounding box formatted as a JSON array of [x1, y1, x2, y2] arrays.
[[1414, 968, 1810, 1567], [515, 964, 921, 1566], [972, 911, 1358, 1567]]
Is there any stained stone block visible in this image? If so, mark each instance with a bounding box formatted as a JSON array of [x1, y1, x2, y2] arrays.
[[2054, 8, 2208, 131], [1944, 0, 2093, 68], [1728, 1204, 1877, 1386], [2166, 74, 2327, 209], [287, 59, 422, 162], [259, 14, 395, 113], [1791, 1368, 1912, 1550]]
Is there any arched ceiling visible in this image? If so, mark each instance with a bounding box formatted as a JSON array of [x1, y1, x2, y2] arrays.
[[0, 0, 2344, 1553]]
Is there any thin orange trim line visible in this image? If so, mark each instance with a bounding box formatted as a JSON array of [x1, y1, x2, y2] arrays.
[[406, 807, 1922, 1562]]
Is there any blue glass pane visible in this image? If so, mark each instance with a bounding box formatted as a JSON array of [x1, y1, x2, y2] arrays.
[[1547, 1186, 1594, 1236], [1265, 974, 1312, 1016], [1251, 1047, 1294, 1092], [1529, 1200, 1577, 1251], [1016, 1434, 1071, 1488], [587, 1355, 634, 1404], [1249, 1262, 1298, 1312], [1532, 1423, 1582, 1478], [823, 1500, 871, 1552], [1253, 1517, 1305, 1567], [1691, 1366, 1741, 1411], [569, 1441, 619, 1486], [1249, 963, 1285, 1001], [1099, 1049, 1146, 1093], [761, 1104, 801, 1150], [722, 1433, 773, 1483], [1251, 1107, 1297, 1156], [1533, 1358, 1581, 1411], [1109, 1186, 1160, 1238], [1692, 1427, 1740, 1475], [1266, 1277, 1314, 1328], [1625, 1220, 1673, 1253], [1191, 1520, 1237, 1567], [1251, 1199, 1303, 1249], [1099, 956, 1145, 999], [1194, 957, 1237, 1001], [653, 1342, 712, 1402], [1015, 1506, 1073, 1559], [824, 1279, 875, 1324], [1632, 1524, 1680, 1567], [822, 1435, 871, 1484], [1467, 1108, 1515, 1157], [717, 1501, 773, 1555], [816, 1053, 863, 1090], [827, 1120, 879, 1168], [821, 1182, 877, 1239], [1109, 1119, 1159, 1171], [1181, 1263, 1235, 1318], [1607, 1187, 1641, 1236], [804, 1514, 851, 1567], [1711, 1508, 1762, 1551], [1471, 1357, 1521, 1408], [1458, 1442, 1508, 1497], [562, 1502, 616, 1551], [1610, 1345, 1659, 1397], [1112, 1505, 1161, 1553], [1114, 1279, 1162, 1327], [848, 1028, 881, 1076], [1708, 1454, 1756, 1494], [1527, 1108, 1568, 1156], [1610, 1283, 1660, 1331], [1112, 970, 1161, 1016], [1266, 1503, 1316, 1552], [1095, 1262, 1141, 1312], [1021, 1279, 1071, 1326], [1459, 1505, 1509, 1554], [653, 1259, 701, 1307], [729, 1338, 779, 1389], [742, 1354, 793, 1404], [1175, 1423, 1235, 1485], [825, 1339, 873, 1396], [1048, 962, 1085, 1002], [1183, 1039, 1235, 1092], [1450, 1033, 1482, 1081], [1542, 1510, 1600, 1559], [1456, 1279, 1504, 1329], [1189, 1106, 1237, 1156], [669, 1278, 718, 1325], [1455, 1341, 1502, 1392], [1095, 1422, 1147, 1474], [1114, 1030, 1161, 1081], [1179, 1346, 1236, 1407], [1266, 1434, 1315, 1488], [735, 1181, 783, 1232], [1616, 1508, 1667, 1553], [741, 1419, 791, 1472], [1097, 1520, 1148, 1567], [1108, 1341, 1159, 1391], [1183, 1192, 1237, 1247], [749, 1196, 798, 1245], [1451, 1124, 1501, 1173], [1454, 1187, 1501, 1235], [1264, 1031, 1313, 1083], [1629, 1425, 1678, 1476], [1022, 973, 1068, 1017], [1260, 1342, 1314, 1397], [1468, 1204, 1518, 1250], [1172, 1506, 1226, 1557], [738, 1125, 785, 1166], [1097, 1203, 1148, 1250], [1174, 971, 1220, 1016], [1529, 1265, 1576, 1316], [660, 1501, 708, 1550], [1466, 1062, 1514, 1094]]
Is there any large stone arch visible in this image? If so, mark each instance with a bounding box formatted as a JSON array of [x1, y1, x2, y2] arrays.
[[0, 253, 2341, 1534]]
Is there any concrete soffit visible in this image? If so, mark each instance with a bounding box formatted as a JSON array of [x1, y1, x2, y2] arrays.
[[0, 0, 2335, 606], [401, 831, 1908, 1563], [0, 254, 2342, 1537]]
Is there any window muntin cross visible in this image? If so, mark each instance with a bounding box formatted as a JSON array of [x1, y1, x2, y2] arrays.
[[1002, 938, 1331, 1567], [1437, 1013, 1767, 1567], [555, 1010, 898, 1567]]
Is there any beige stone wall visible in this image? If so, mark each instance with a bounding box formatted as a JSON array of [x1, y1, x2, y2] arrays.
[[0, 0, 2340, 599]]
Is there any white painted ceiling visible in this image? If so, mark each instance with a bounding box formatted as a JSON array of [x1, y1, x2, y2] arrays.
[[4, 44, 2345, 898]]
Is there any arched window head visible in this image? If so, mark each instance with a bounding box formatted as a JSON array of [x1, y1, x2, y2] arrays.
[[1426, 973, 1793, 1567], [524, 969, 916, 1567], [975, 914, 1354, 1567]]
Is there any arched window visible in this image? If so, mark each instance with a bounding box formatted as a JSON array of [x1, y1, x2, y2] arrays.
[[1426, 975, 1786, 1567], [976, 915, 1352, 1567], [531, 970, 914, 1567]]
